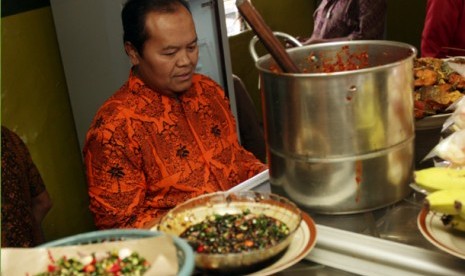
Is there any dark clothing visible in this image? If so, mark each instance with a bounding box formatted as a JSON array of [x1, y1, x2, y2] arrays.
[[421, 0, 465, 58], [1, 126, 46, 247], [311, 0, 387, 40], [233, 75, 267, 163]]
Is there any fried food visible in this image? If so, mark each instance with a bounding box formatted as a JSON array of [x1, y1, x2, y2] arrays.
[[414, 68, 438, 87], [448, 73, 465, 89], [413, 57, 465, 119], [414, 56, 443, 71]]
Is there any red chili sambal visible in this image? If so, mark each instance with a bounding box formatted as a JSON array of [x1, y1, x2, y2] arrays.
[[312, 45, 369, 73]]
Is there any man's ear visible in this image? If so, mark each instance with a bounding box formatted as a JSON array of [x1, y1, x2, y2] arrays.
[[124, 42, 140, 66]]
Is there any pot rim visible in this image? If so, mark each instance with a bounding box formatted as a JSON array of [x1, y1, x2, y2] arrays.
[[255, 40, 417, 78]]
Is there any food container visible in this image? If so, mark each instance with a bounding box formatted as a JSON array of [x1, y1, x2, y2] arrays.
[[4, 229, 195, 276], [254, 40, 417, 213], [158, 191, 302, 274]]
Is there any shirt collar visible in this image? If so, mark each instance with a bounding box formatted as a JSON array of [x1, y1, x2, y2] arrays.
[[128, 67, 145, 93]]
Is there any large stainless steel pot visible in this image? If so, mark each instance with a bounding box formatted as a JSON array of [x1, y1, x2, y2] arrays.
[[253, 40, 417, 213]]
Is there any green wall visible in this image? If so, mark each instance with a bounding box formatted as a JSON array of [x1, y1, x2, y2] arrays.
[[1, 7, 96, 241]]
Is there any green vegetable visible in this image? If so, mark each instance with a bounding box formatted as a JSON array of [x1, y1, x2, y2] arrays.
[[180, 209, 290, 254], [35, 250, 150, 276]]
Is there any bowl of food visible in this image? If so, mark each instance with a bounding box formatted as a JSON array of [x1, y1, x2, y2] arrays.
[[157, 191, 302, 274], [36, 229, 195, 276]]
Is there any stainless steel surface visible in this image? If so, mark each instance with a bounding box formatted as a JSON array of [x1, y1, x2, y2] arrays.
[[276, 259, 354, 276], [409, 182, 429, 195], [307, 224, 465, 276], [234, 171, 465, 275], [249, 32, 303, 62], [256, 40, 417, 213], [415, 114, 451, 131], [228, 169, 271, 192], [276, 187, 465, 276]]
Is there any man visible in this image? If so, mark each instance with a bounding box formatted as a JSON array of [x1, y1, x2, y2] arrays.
[[421, 0, 465, 58], [83, 0, 266, 230], [2, 126, 53, 247], [304, 0, 387, 45]]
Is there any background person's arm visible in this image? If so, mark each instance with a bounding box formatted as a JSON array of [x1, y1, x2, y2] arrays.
[[421, 0, 462, 57], [32, 190, 52, 225], [21, 130, 53, 245], [348, 0, 387, 40], [31, 190, 52, 243], [304, 0, 387, 45]]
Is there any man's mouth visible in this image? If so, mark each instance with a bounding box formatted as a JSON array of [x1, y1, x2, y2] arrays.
[[174, 72, 193, 82]]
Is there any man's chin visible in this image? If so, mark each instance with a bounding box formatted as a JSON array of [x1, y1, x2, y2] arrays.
[[173, 81, 193, 93]]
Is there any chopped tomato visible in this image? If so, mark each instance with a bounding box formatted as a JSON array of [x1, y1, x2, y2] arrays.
[[244, 240, 254, 247]]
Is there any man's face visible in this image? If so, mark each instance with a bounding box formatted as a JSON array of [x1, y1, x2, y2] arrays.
[[126, 6, 199, 97]]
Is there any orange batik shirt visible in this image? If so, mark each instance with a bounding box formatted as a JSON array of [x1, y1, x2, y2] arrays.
[[83, 71, 266, 229]]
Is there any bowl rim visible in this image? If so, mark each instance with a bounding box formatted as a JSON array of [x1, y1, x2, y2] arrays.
[[159, 191, 303, 258], [37, 229, 195, 276]]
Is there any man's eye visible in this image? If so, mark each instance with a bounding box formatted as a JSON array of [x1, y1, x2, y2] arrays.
[[163, 52, 176, 56]]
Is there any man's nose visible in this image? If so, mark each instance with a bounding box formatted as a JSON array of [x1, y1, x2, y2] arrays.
[[177, 50, 192, 66]]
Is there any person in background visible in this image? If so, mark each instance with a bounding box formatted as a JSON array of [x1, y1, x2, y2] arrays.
[[421, 0, 465, 58], [1, 126, 52, 247], [83, 0, 266, 230], [303, 0, 387, 45]]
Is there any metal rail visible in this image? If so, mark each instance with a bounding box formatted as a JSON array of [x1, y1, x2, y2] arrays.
[[307, 224, 465, 276]]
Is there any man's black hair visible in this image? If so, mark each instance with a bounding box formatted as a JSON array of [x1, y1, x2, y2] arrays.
[[122, 0, 191, 55]]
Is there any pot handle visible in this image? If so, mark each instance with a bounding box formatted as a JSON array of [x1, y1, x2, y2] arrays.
[[249, 32, 302, 62]]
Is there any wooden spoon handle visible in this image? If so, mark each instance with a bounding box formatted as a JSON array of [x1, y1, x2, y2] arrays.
[[236, 0, 300, 73]]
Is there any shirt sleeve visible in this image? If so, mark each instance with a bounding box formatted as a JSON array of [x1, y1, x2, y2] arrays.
[[83, 108, 160, 229], [211, 79, 268, 180], [348, 0, 387, 40], [421, 0, 462, 58]]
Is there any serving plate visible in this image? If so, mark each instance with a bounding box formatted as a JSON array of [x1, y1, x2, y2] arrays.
[[414, 56, 465, 131], [417, 208, 465, 260], [444, 56, 465, 76], [415, 113, 451, 131], [247, 211, 317, 276], [157, 191, 305, 274]]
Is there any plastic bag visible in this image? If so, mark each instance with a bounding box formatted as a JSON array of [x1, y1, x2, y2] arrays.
[[442, 95, 465, 132], [422, 129, 465, 167]]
